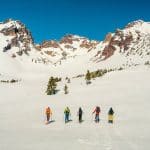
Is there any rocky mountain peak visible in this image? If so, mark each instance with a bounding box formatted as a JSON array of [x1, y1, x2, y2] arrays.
[[94, 20, 150, 62], [0, 19, 34, 56], [103, 33, 113, 43], [60, 34, 84, 44], [41, 40, 59, 48], [125, 20, 144, 29], [0, 19, 150, 67]]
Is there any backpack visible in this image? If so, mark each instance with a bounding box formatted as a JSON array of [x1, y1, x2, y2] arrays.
[[65, 108, 70, 114], [96, 107, 100, 113], [46, 107, 50, 114], [108, 108, 114, 115]]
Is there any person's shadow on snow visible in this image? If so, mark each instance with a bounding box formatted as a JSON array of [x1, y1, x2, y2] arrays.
[[45, 120, 55, 124]]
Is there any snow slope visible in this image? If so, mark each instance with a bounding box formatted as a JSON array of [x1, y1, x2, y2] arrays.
[[0, 65, 150, 150]]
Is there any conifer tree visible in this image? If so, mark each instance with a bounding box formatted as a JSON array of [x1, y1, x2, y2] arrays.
[[64, 84, 69, 94], [85, 70, 91, 85], [67, 78, 71, 83], [46, 77, 57, 95]]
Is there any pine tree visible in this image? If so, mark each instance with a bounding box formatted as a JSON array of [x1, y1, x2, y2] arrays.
[[46, 77, 57, 95], [67, 78, 71, 83], [64, 84, 69, 94], [85, 70, 91, 85]]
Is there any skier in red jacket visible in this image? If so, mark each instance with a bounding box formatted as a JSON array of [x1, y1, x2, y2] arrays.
[[93, 106, 101, 123]]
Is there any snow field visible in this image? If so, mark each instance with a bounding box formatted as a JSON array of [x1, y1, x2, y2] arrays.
[[0, 66, 150, 150]]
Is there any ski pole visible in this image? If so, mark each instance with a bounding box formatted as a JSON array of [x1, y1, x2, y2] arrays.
[[51, 114, 53, 122], [91, 113, 94, 122], [70, 113, 72, 121], [63, 114, 64, 122]]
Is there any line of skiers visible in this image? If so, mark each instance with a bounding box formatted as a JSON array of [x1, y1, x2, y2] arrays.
[[45, 106, 114, 124]]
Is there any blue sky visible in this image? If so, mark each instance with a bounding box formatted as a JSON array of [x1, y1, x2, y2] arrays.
[[0, 0, 149, 43]]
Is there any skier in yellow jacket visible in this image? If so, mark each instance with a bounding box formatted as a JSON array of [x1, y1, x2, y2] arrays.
[[64, 107, 71, 123], [108, 107, 114, 123]]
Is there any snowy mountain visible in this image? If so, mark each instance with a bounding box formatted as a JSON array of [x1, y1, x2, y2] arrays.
[[0, 19, 150, 72], [35, 34, 99, 65], [0, 19, 150, 78], [93, 20, 150, 65], [0, 19, 33, 56]]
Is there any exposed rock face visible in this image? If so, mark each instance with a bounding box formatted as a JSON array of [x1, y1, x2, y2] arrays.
[[41, 40, 60, 48], [36, 34, 100, 60], [96, 20, 150, 61], [103, 33, 112, 43], [1, 19, 150, 66], [101, 30, 134, 59], [1, 26, 18, 36], [64, 45, 74, 49], [44, 50, 56, 56], [80, 40, 98, 49], [101, 45, 116, 60], [34, 45, 41, 51], [99, 34, 117, 60], [60, 34, 80, 44], [0, 19, 34, 56], [113, 29, 134, 51]]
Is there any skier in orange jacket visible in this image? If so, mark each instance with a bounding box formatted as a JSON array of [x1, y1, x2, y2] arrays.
[[45, 106, 52, 123]]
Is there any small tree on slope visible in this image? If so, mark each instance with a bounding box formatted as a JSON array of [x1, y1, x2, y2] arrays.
[[64, 84, 69, 94], [46, 77, 57, 95], [85, 70, 91, 85]]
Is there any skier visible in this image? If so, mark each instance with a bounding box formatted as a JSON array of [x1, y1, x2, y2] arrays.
[[92, 106, 101, 123], [108, 107, 114, 123], [64, 107, 71, 123], [77, 107, 83, 123], [45, 106, 52, 123]]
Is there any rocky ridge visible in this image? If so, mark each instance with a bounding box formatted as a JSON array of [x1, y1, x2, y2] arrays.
[[0, 19, 150, 67]]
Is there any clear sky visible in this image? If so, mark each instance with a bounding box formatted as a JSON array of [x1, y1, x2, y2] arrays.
[[0, 0, 149, 43]]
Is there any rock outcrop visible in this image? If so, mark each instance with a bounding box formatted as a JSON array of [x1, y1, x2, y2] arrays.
[[0, 19, 33, 56]]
